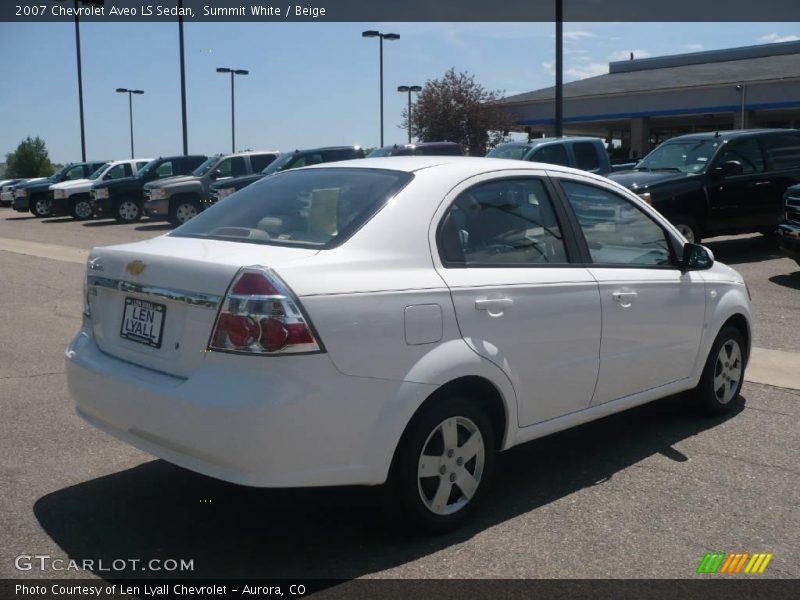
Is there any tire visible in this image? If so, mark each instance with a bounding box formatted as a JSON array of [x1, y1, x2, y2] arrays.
[[692, 325, 746, 416], [672, 216, 701, 244], [70, 196, 94, 221], [391, 396, 496, 533], [30, 195, 50, 218], [168, 198, 200, 227], [114, 199, 142, 224]]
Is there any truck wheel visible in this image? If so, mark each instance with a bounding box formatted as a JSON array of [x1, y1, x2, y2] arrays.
[[70, 197, 94, 221], [30, 195, 51, 218], [169, 199, 200, 227], [114, 199, 142, 224], [672, 216, 701, 244], [390, 396, 496, 533]]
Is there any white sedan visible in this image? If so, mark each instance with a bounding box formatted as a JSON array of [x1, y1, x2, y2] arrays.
[[66, 157, 751, 531]]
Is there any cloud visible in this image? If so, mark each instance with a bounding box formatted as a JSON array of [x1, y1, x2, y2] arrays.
[[565, 63, 608, 79], [541, 61, 554, 74], [758, 33, 800, 43], [563, 31, 597, 41], [683, 43, 704, 51], [609, 49, 653, 61]]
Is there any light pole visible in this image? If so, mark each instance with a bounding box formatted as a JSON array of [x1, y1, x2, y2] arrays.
[[178, 0, 188, 155], [362, 30, 400, 147], [116, 88, 144, 158], [397, 85, 422, 144], [736, 83, 747, 130], [554, 0, 564, 137], [216, 68, 249, 153]]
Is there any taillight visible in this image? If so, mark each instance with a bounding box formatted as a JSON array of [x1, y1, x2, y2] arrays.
[[209, 266, 322, 355]]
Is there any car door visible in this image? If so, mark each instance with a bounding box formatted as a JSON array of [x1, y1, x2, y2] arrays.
[[432, 171, 601, 427], [556, 175, 707, 405], [705, 137, 771, 232]]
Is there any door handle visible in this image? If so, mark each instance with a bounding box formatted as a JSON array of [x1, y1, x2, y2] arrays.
[[612, 291, 637, 307], [475, 298, 513, 316]]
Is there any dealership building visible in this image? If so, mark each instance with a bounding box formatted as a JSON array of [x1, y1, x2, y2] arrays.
[[498, 41, 800, 160]]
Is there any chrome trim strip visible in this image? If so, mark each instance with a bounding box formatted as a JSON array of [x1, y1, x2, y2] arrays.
[[87, 275, 222, 309]]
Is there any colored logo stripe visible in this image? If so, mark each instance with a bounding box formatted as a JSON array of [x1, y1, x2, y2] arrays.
[[697, 552, 773, 574]]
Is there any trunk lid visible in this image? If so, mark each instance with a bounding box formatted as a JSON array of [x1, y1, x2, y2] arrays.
[[86, 235, 318, 377]]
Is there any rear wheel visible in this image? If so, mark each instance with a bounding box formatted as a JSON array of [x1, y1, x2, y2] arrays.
[[391, 396, 495, 533], [114, 199, 142, 223], [169, 198, 199, 227], [692, 325, 745, 416], [672, 216, 701, 244], [30, 195, 50, 218], [70, 196, 94, 220]]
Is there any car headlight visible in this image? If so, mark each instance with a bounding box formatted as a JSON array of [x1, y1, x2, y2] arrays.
[[147, 188, 166, 200], [94, 187, 109, 199], [14, 188, 27, 197], [637, 192, 652, 205], [54, 189, 66, 199], [217, 187, 236, 200]]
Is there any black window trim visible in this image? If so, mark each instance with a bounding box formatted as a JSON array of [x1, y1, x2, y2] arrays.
[[435, 175, 582, 269], [551, 175, 684, 270]]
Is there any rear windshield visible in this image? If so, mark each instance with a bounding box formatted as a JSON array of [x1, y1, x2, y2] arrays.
[[171, 167, 413, 249]]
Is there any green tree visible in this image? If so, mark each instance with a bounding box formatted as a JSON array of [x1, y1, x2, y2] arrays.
[[403, 69, 514, 156], [5, 137, 54, 178]]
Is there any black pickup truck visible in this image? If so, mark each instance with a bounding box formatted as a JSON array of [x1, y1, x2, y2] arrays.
[[608, 129, 800, 243], [90, 155, 207, 223], [777, 184, 800, 267]]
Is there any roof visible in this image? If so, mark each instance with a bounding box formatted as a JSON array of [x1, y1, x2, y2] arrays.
[[661, 128, 798, 142], [499, 41, 800, 105], [496, 136, 602, 148]]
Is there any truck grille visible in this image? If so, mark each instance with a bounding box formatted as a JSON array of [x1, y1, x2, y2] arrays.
[[786, 194, 800, 224]]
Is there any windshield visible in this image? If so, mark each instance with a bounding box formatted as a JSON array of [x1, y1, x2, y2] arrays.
[[261, 152, 299, 175], [135, 159, 161, 178], [88, 163, 111, 180], [486, 145, 529, 160], [171, 167, 413, 249], [192, 157, 220, 177], [636, 139, 721, 173], [48, 164, 73, 181], [368, 147, 399, 157]]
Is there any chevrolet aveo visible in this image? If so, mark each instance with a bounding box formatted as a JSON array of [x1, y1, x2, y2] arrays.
[[67, 157, 751, 531]]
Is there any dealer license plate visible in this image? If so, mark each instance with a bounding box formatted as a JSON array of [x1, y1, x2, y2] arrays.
[[120, 297, 166, 349]]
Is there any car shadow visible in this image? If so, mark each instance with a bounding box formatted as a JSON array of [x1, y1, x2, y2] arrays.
[[4, 215, 39, 221], [768, 272, 800, 290], [41, 217, 77, 224], [703, 235, 782, 265], [34, 393, 744, 581], [135, 223, 173, 232], [82, 220, 124, 227]]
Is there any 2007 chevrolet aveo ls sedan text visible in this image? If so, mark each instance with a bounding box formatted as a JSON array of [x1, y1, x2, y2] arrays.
[[66, 157, 752, 532]]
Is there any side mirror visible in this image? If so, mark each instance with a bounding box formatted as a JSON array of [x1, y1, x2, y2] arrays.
[[713, 160, 744, 178], [209, 171, 220, 180], [681, 243, 714, 271]]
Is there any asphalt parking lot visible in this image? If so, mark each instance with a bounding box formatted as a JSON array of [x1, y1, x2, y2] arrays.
[[0, 210, 798, 580]]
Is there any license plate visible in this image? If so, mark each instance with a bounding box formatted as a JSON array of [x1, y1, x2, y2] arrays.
[[120, 297, 166, 349]]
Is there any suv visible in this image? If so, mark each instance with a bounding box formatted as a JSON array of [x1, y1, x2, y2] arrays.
[[12, 162, 107, 217], [486, 137, 612, 175], [608, 129, 800, 243], [143, 150, 280, 226], [207, 146, 365, 205], [368, 142, 464, 157], [49, 159, 152, 220], [91, 155, 207, 223], [777, 184, 800, 267]]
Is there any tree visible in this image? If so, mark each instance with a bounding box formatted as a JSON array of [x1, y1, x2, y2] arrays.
[[5, 137, 54, 178], [404, 69, 514, 156]]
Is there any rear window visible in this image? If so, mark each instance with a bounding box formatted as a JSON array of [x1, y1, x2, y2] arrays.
[[573, 142, 601, 171], [171, 168, 413, 249], [530, 144, 570, 167]]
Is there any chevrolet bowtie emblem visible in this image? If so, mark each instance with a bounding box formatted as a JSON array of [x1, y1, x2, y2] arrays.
[[125, 260, 147, 276]]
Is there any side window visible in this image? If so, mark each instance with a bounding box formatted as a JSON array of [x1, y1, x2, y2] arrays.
[[65, 165, 85, 180], [761, 134, 800, 171], [104, 164, 127, 180], [136, 161, 149, 170], [250, 154, 277, 172], [156, 161, 174, 178], [561, 181, 672, 267], [213, 158, 245, 178], [124, 164, 134, 177], [530, 144, 570, 167], [294, 153, 324, 167], [715, 138, 765, 174], [573, 142, 601, 171], [438, 178, 569, 266]]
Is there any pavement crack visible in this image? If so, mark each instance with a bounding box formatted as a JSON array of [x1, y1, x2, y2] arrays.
[[0, 371, 65, 381]]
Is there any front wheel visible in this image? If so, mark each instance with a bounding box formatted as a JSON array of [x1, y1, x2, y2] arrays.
[[30, 195, 50, 218], [392, 397, 495, 533], [692, 326, 746, 416], [168, 199, 199, 227], [114, 199, 142, 223], [672, 216, 701, 244], [70, 197, 94, 220]]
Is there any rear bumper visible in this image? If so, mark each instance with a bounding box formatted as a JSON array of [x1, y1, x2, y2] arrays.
[[66, 327, 433, 488], [778, 222, 800, 263]]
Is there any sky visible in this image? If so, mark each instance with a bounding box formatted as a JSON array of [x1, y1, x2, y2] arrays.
[[0, 21, 798, 163]]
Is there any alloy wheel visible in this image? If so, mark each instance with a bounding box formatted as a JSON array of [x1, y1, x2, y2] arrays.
[[417, 416, 485, 516], [675, 223, 695, 243], [74, 201, 93, 220], [118, 201, 139, 222], [34, 198, 50, 217], [713, 339, 742, 404], [175, 203, 198, 224]]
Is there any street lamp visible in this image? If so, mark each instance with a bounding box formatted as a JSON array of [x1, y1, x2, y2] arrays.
[[362, 30, 400, 146], [116, 88, 144, 159], [397, 85, 422, 144], [217, 67, 249, 153]]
